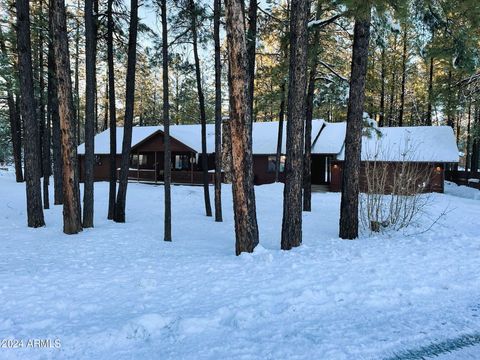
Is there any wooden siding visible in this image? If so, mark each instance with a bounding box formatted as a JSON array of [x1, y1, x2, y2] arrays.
[[132, 131, 196, 153], [252, 155, 284, 184], [330, 161, 445, 193]]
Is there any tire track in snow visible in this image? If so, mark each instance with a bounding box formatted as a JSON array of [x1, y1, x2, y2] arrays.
[[386, 333, 480, 359]]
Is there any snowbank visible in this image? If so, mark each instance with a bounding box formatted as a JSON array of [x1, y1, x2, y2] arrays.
[[0, 176, 479, 359], [445, 181, 480, 200]]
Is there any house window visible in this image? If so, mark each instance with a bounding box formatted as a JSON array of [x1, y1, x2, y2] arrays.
[[175, 155, 190, 170], [131, 154, 147, 168], [267, 155, 285, 173]]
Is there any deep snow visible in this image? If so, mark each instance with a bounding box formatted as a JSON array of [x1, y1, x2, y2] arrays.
[[0, 170, 480, 359]]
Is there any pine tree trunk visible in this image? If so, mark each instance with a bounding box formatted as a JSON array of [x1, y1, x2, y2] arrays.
[[472, 106, 479, 173], [303, 2, 322, 212], [103, 78, 108, 131], [246, 0, 257, 125], [281, 0, 309, 250], [114, 0, 138, 223], [214, 0, 223, 222], [107, 0, 117, 219], [0, 26, 23, 183], [7, 90, 24, 183], [222, 119, 232, 183], [74, 0, 81, 145], [379, 46, 385, 127], [339, 10, 371, 240], [426, 31, 435, 126], [43, 97, 52, 208], [52, 0, 83, 234], [161, 0, 172, 241], [48, 0, 63, 205], [303, 67, 315, 212], [446, 67, 454, 128], [387, 33, 397, 126], [83, 0, 96, 228], [225, 0, 259, 255], [188, 0, 212, 217], [465, 102, 471, 172], [15, 0, 45, 227], [94, 0, 99, 134], [275, 80, 286, 183], [398, 25, 407, 127], [37, 0, 50, 210]]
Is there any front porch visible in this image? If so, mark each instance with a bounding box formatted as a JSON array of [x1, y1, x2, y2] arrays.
[[123, 150, 217, 185]]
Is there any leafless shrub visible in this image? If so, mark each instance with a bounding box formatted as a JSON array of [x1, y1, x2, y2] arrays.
[[359, 140, 436, 233]]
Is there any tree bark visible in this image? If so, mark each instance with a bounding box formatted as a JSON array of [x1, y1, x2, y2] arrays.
[[15, 0, 45, 227], [48, 0, 63, 205], [426, 31, 435, 126], [274, 80, 286, 182], [472, 106, 479, 173], [53, 0, 83, 234], [465, 102, 471, 172], [83, 0, 96, 228], [214, 0, 223, 222], [103, 78, 108, 131], [225, 0, 259, 255], [379, 46, 385, 127], [398, 25, 407, 127], [38, 0, 50, 210], [0, 26, 23, 183], [188, 0, 212, 217], [74, 0, 81, 145], [339, 10, 371, 240], [114, 0, 138, 223], [246, 0, 257, 125], [446, 67, 454, 129], [8, 90, 24, 184], [303, 1, 322, 212], [303, 67, 315, 212], [387, 33, 397, 127], [222, 119, 232, 183], [160, 0, 171, 241], [107, 0, 116, 220], [281, 0, 309, 250]]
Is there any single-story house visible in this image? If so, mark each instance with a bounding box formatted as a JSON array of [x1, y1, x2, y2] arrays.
[[330, 125, 459, 193], [77, 119, 459, 193]]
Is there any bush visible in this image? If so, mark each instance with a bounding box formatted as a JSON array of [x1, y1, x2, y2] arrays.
[[359, 142, 435, 233]]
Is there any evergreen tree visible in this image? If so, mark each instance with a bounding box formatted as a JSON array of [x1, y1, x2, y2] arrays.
[[225, 0, 259, 255], [280, 0, 310, 250], [339, 4, 371, 240], [15, 0, 45, 227], [114, 0, 139, 223], [52, 0, 83, 234]]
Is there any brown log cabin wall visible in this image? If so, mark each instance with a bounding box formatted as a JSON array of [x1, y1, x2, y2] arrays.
[[252, 155, 284, 185], [330, 161, 445, 193]]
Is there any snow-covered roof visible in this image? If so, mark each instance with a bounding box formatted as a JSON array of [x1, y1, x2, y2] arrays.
[[251, 119, 325, 154], [337, 126, 459, 163], [77, 126, 159, 155], [312, 121, 346, 154], [77, 125, 216, 155], [78, 120, 326, 155], [170, 124, 215, 153], [78, 121, 458, 163]]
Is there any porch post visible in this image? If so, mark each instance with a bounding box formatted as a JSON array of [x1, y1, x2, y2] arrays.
[[190, 153, 194, 184], [137, 150, 140, 182], [154, 151, 157, 184]]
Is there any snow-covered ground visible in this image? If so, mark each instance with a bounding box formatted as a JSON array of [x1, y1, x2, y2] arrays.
[[1, 169, 480, 359]]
